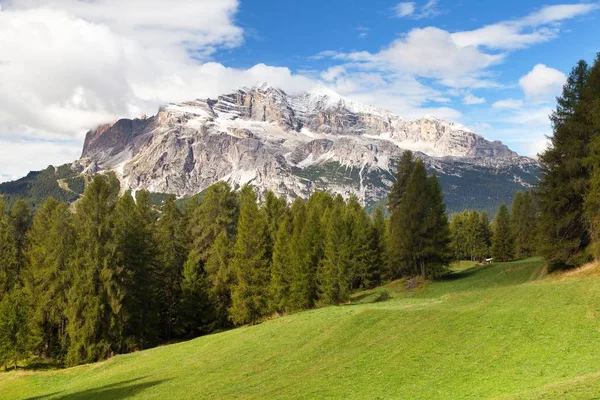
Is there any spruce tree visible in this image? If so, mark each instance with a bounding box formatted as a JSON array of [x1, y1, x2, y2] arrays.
[[24, 198, 74, 360], [510, 191, 538, 259], [422, 175, 451, 277], [538, 60, 592, 267], [10, 200, 32, 282], [269, 215, 293, 314], [318, 201, 351, 305], [0, 199, 18, 296], [229, 185, 270, 325], [492, 204, 514, 262], [388, 150, 416, 211], [0, 288, 33, 370], [112, 190, 158, 351], [372, 205, 388, 283], [155, 194, 187, 341], [66, 174, 120, 366], [204, 231, 234, 329]]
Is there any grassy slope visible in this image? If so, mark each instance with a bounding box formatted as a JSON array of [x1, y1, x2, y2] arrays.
[[2, 258, 600, 399]]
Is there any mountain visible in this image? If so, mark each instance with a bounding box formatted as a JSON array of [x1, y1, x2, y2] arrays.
[[2, 84, 540, 213]]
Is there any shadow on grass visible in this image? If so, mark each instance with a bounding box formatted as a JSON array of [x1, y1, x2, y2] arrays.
[[23, 377, 167, 400], [439, 265, 493, 282]]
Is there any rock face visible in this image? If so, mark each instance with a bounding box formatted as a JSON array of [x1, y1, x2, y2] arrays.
[[80, 83, 539, 213]]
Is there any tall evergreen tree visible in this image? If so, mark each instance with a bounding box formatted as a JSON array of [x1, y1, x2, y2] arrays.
[[537, 60, 592, 267], [510, 191, 538, 259], [0, 288, 33, 370], [112, 190, 158, 351], [24, 198, 74, 360], [421, 175, 451, 277], [318, 201, 351, 305], [492, 204, 514, 262], [372, 205, 388, 283], [388, 150, 416, 211], [155, 194, 187, 341], [10, 200, 32, 282], [269, 215, 293, 314], [229, 186, 271, 325], [204, 231, 234, 329], [0, 199, 18, 296], [65, 174, 120, 366]]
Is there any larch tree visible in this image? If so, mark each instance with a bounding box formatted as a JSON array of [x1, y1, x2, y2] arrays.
[[229, 185, 271, 325], [492, 204, 514, 262]]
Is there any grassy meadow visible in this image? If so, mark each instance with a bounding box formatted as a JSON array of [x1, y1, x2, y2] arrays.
[[2, 258, 600, 399]]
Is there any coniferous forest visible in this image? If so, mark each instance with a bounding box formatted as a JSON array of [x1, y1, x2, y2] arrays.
[[1, 54, 600, 373]]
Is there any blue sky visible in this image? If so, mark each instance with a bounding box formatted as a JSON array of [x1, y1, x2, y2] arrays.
[[0, 0, 599, 181]]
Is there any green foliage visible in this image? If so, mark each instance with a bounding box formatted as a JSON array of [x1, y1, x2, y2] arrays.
[[24, 198, 74, 360], [0, 199, 18, 296], [510, 191, 538, 259], [0, 288, 34, 370], [155, 195, 187, 341], [229, 186, 270, 325], [537, 57, 598, 267], [0, 165, 80, 209], [450, 210, 492, 262], [65, 174, 121, 366], [492, 204, 514, 262], [388, 159, 451, 278]]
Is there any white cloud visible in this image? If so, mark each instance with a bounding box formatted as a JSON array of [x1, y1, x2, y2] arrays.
[[492, 99, 524, 109], [452, 4, 597, 50], [394, 0, 439, 19], [519, 64, 566, 101], [463, 94, 486, 105], [394, 2, 416, 17], [0, 1, 319, 179], [380, 27, 504, 79]]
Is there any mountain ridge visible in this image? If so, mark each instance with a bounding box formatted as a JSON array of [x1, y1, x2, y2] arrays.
[[3, 84, 540, 213]]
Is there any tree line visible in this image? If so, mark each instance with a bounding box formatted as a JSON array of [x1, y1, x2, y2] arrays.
[[0, 153, 451, 369], [449, 191, 538, 263]]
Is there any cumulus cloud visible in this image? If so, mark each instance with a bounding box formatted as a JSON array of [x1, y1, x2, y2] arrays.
[[519, 64, 567, 101], [451, 4, 598, 50], [492, 99, 524, 109], [463, 94, 486, 105], [0, 1, 322, 179]]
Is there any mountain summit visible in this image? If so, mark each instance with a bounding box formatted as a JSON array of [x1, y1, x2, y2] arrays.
[[79, 84, 538, 212]]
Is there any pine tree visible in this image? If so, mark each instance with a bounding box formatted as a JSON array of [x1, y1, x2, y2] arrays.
[[155, 194, 187, 341], [24, 198, 74, 360], [318, 201, 351, 305], [421, 175, 451, 277], [180, 252, 210, 337], [66, 174, 120, 366], [346, 196, 378, 289], [372, 205, 388, 283], [581, 54, 600, 259], [538, 60, 592, 267], [112, 190, 158, 351], [0, 199, 18, 297], [390, 160, 430, 277], [204, 231, 234, 329], [0, 288, 33, 370], [510, 191, 538, 259], [492, 204, 514, 262], [229, 185, 271, 325], [388, 150, 416, 211], [10, 200, 32, 282], [287, 193, 332, 310], [269, 215, 293, 314]]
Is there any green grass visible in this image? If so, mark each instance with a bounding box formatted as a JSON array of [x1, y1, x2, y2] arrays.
[[2, 258, 600, 399]]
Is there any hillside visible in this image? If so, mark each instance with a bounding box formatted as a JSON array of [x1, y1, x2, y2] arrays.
[[2, 258, 600, 399]]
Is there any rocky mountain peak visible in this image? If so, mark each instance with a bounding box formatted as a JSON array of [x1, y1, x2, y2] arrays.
[[78, 83, 537, 211]]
